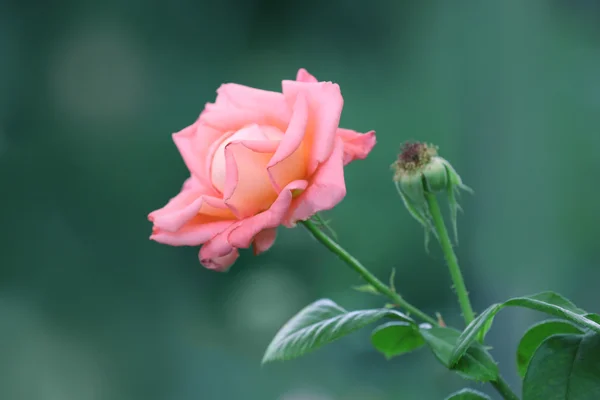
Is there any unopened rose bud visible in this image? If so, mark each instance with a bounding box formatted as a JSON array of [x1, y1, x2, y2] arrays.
[[392, 142, 471, 245]]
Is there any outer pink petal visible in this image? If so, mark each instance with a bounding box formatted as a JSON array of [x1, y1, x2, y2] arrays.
[[228, 180, 308, 249], [267, 93, 308, 192], [201, 180, 307, 270], [200, 84, 291, 132], [199, 222, 241, 271], [172, 121, 201, 179], [150, 219, 233, 246], [172, 121, 224, 188], [200, 244, 240, 271], [203, 249, 239, 271], [148, 177, 233, 233], [223, 135, 279, 218], [284, 138, 346, 226], [296, 68, 318, 83], [253, 228, 277, 255], [281, 80, 343, 175], [336, 128, 377, 165]]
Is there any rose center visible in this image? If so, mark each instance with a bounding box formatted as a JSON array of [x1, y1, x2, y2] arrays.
[[210, 125, 283, 193]]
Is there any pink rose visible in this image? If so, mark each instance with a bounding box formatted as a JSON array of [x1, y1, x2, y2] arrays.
[[148, 68, 376, 271]]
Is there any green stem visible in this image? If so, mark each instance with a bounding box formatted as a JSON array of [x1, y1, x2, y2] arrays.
[[301, 220, 437, 326], [425, 192, 475, 325], [491, 377, 520, 400], [301, 218, 520, 400]]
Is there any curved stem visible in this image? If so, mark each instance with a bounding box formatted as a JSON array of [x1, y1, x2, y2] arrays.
[[425, 192, 475, 325], [301, 218, 519, 400], [491, 377, 520, 400], [301, 220, 437, 326]]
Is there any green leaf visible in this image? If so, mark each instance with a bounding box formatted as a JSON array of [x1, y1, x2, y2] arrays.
[[420, 326, 498, 382], [516, 320, 583, 378], [449, 291, 600, 366], [448, 304, 501, 365], [476, 314, 495, 343], [528, 291, 586, 314], [444, 388, 492, 400], [262, 299, 413, 363], [523, 332, 600, 400], [371, 322, 425, 359], [352, 284, 381, 296], [584, 313, 600, 325]]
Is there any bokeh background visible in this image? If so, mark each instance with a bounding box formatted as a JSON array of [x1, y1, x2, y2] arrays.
[[2, 0, 600, 399]]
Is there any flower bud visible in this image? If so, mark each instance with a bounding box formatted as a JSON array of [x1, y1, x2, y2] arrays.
[[392, 142, 471, 246]]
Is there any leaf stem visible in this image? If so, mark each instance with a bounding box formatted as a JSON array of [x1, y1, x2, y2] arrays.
[[301, 220, 437, 326], [425, 192, 475, 325], [491, 377, 520, 400]]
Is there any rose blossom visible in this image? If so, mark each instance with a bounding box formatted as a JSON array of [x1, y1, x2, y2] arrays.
[[148, 68, 376, 271]]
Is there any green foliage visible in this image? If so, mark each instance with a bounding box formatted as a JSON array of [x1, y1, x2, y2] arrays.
[[352, 284, 381, 296], [420, 326, 498, 382], [262, 299, 412, 363], [371, 321, 425, 359], [523, 332, 600, 400], [444, 388, 492, 400], [516, 320, 583, 378], [475, 314, 495, 343], [584, 314, 600, 325], [449, 292, 600, 366]]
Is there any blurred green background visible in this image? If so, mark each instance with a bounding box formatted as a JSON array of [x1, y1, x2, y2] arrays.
[[2, 0, 600, 399]]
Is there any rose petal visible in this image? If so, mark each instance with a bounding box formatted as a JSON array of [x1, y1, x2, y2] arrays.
[[199, 181, 308, 270], [253, 228, 277, 255], [336, 128, 377, 165], [172, 120, 223, 188], [150, 218, 233, 246], [281, 79, 343, 174], [171, 120, 202, 178], [148, 177, 233, 233], [200, 246, 240, 272], [202, 249, 239, 271], [205, 130, 235, 191], [267, 93, 308, 192], [210, 124, 275, 192], [228, 180, 308, 248], [284, 138, 346, 226], [223, 128, 280, 218], [296, 68, 318, 83], [199, 222, 241, 271], [200, 84, 291, 132]]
